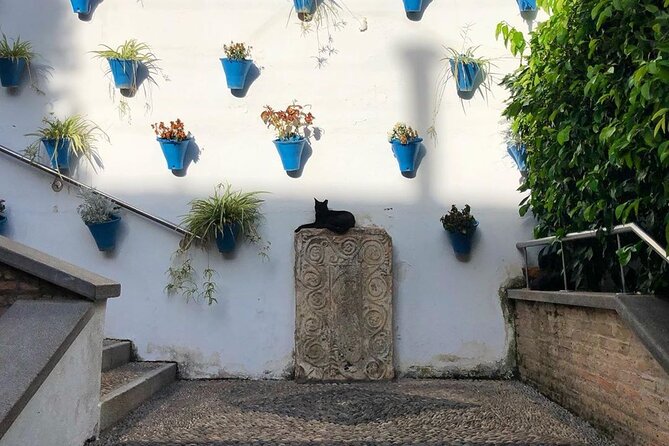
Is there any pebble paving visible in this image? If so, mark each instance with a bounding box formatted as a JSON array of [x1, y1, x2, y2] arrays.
[[95, 379, 616, 446]]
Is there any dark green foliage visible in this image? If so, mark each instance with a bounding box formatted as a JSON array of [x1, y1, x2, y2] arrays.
[[440, 205, 477, 234], [502, 0, 669, 293]]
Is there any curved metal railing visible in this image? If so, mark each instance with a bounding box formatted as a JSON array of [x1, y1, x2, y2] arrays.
[[0, 144, 193, 238], [517, 223, 669, 293]]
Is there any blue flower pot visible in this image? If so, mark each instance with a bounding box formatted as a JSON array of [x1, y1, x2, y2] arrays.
[[86, 217, 121, 252], [516, 0, 537, 11], [403, 0, 423, 12], [447, 222, 478, 255], [0, 58, 26, 88], [294, 0, 316, 14], [273, 138, 306, 172], [449, 59, 481, 92], [220, 58, 253, 90], [70, 0, 91, 14], [391, 138, 422, 172], [507, 142, 527, 172], [157, 138, 191, 170], [215, 223, 241, 253], [42, 138, 71, 171], [0, 216, 6, 234], [108, 58, 138, 89]]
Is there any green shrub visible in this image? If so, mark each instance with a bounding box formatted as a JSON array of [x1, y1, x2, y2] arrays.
[[501, 0, 669, 293]]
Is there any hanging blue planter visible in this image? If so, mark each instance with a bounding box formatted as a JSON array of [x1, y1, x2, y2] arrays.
[[403, 0, 423, 12], [86, 217, 121, 252], [507, 142, 528, 172], [70, 0, 92, 14], [0, 216, 6, 234], [215, 223, 241, 253], [516, 0, 537, 11], [293, 0, 316, 14], [220, 58, 253, 90], [107, 58, 138, 89], [449, 59, 481, 92], [391, 138, 422, 172], [157, 138, 191, 170], [0, 58, 26, 88], [42, 138, 71, 171], [273, 138, 306, 172], [447, 222, 479, 255]]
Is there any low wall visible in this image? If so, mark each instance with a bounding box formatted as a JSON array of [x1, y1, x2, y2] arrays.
[[509, 290, 669, 446]]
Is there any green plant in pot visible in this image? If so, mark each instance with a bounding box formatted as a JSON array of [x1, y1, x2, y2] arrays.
[[220, 41, 253, 90], [440, 205, 478, 256], [25, 115, 108, 173], [91, 39, 161, 120], [388, 122, 422, 173], [0, 34, 37, 89], [0, 199, 6, 232], [77, 189, 121, 252], [166, 183, 269, 305]]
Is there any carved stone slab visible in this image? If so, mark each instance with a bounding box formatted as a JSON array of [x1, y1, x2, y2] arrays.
[[294, 228, 394, 382]]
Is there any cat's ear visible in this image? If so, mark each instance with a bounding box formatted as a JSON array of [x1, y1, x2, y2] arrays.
[[314, 198, 319, 204], [323, 199, 328, 206]]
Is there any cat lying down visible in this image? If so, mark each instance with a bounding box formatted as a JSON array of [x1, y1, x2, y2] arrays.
[[295, 199, 356, 234]]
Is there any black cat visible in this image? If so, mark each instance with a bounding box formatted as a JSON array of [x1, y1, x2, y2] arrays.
[[295, 199, 356, 234]]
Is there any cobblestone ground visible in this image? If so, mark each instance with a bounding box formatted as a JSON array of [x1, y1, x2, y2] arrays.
[[95, 380, 616, 446]]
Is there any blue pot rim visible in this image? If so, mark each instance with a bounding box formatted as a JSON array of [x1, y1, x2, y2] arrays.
[[391, 137, 423, 145], [85, 215, 121, 227], [157, 137, 192, 143], [221, 58, 253, 63], [274, 137, 305, 144], [41, 137, 71, 144], [107, 58, 138, 63], [0, 56, 28, 63]]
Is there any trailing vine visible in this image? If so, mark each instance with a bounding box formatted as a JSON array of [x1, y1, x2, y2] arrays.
[[500, 0, 669, 293]]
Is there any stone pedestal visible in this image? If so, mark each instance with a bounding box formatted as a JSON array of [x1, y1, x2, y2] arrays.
[[294, 228, 394, 382]]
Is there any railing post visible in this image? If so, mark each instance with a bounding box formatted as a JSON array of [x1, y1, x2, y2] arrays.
[[523, 247, 530, 289], [560, 241, 568, 291], [616, 234, 627, 294]]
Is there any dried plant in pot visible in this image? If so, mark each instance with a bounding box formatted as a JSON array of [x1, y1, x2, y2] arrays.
[[220, 42, 253, 91], [388, 123, 422, 173], [440, 205, 479, 255], [151, 119, 192, 170], [0, 34, 37, 89], [261, 102, 315, 172], [25, 115, 108, 173], [77, 189, 121, 252], [166, 183, 269, 305]]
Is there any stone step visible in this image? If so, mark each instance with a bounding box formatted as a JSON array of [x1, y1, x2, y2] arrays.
[[99, 361, 176, 431], [101, 339, 132, 372]]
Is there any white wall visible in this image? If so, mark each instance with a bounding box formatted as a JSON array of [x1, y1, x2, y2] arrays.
[[0, 0, 536, 378], [0, 302, 105, 446]]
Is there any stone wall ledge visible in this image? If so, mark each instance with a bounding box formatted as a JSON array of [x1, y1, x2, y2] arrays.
[[507, 289, 669, 376], [0, 236, 120, 301]]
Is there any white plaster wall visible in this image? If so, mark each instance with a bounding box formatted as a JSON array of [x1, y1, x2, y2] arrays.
[[0, 0, 537, 378], [0, 301, 105, 446]]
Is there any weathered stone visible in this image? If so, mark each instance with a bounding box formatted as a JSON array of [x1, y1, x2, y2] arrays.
[[294, 228, 393, 382]]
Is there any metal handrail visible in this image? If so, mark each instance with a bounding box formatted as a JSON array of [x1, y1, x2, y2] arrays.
[[0, 144, 193, 238], [517, 223, 669, 293]]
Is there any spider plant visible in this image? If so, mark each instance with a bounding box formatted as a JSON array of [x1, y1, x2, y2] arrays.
[[25, 115, 108, 172], [180, 183, 266, 252], [290, 0, 367, 68], [91, 39, 162, 120], [166, 184, 269, 305], [0, 34, 37, 88]]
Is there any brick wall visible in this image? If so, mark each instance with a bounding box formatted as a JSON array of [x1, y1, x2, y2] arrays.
[[0, 263, 79, 317], [514, 300, 669, 446]]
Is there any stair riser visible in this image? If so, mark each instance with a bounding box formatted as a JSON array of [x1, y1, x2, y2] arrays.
[[100, 363, 176, 431], [101, 342, 131, 372]]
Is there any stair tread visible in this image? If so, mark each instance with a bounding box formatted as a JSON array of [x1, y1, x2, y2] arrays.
[[101, 362, 173, 398], [103, 338, 130, 347]]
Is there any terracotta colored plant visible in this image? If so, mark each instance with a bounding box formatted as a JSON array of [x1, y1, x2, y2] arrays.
[[151, 119, 189, 142], [260, 103, 315, 141]]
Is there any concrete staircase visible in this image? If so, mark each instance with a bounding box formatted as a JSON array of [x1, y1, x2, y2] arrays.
[[100, 339, 177, 431]]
